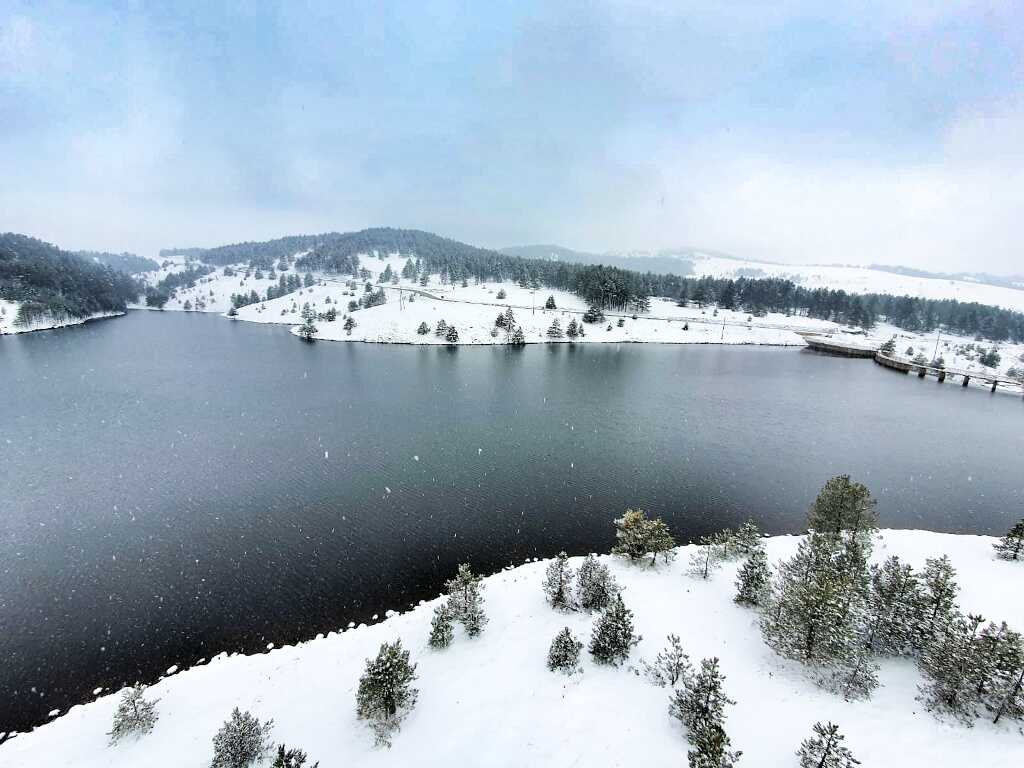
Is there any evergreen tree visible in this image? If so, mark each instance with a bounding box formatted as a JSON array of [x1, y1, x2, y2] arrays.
[[796, 722, 859, 768], [107, 684, 159, 744], [297, 314, 318, 341], [542, 551, 575, 610], [670, 657, 734, 733], [545, 295, 556, 309], [915, 556, 960, 649], [496, 288, 506, 299], [226, 305, 238, 318], [566, 318, 580, 338], [435, 319, 448, 336], [687, 722, 741, 768], [416, 321, 430, 335], [640, 634, 693, 688], [977, 621, 1024, 724], [612, 508, 676, 565], [428, 603, 454, 649], [445, 325, 459, 344], [734, 548, 771, 607], [343, 316, 356, 335], [210, 708, 274, 768], [824, 648, 880, 702], [510, 326, 526, 346], [588, 594, 640, 665], [546, 319, 563, 339], [688, 536, 723, 580], [271, 744, 318, 768], [356, 639, 419, 747], [576, 554, 618, 611], [994, 518, 1024, 561], [917, 613, 985, 723], [732, 520, 763, 556], [547, 627, 583, 674], [807, 475, 878, 546], [866, 555, 921, 655], [445, 563, 488, 637]]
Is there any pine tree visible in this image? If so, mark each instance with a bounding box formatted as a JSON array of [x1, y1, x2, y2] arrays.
[[510, 326, 526, 346], [807, 475, 878, 546], [994, 518, 1024, 561], [416, 321, 430, 335], [542, 551, 575, 610], [107, 684, 159, 744], [545, 295, 556, 309], [589, 594, 639, 665], [582, 305, 604, 323], [796, 722, 859, 768], [428, 602, 454, 649], [687, 722, 741, 768], [688, 536, 723, 580], [576, 554, 618, 611], [445, 563, 487, 637], [866, 555, 921, 655], [612, 509, 676, 565], [445, 325, 459, 344], [670, 657, 735, 733], [271, 744, 318, 768], [917, 612, 985, 723], [640, 634, 693, 688], [343, 316, 356, 335], [915, 556, 960, 650], [547, 627, 583, 674], [566, 318, 579, 338], [976, 621, 1024, 724], [824, 647, 880, 702], [356, 639, 419, 747], [732, 520, 763, 556], [435, 319, 448, 336], [210, 708, 274, 768], [546, 319, 563, 339], [734, 547, 770, 607]]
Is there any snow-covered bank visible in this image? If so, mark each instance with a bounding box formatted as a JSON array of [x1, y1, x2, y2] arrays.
[[4, 530, 1021, 767], [0, 300, 124, 335]]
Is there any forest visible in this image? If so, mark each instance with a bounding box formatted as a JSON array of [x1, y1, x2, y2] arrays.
[[174, 228, 1024, 342], [71, 251, 159, 275], [0, 234, 141, 326]]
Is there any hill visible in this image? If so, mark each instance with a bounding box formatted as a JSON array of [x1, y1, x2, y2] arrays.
[[0, 234, 140, 332], [72, 251, 159, 276]]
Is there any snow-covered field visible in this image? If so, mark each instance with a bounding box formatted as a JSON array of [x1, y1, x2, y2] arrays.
[[0, 299, 124, 335], [3, 530, 1020, 767], [689, 253, 1024, 314]]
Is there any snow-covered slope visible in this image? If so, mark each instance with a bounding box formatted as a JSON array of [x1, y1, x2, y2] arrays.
[[4, 530, 1021, 767], [689, 253, 1024, 313], [0, 299, 124, 335]]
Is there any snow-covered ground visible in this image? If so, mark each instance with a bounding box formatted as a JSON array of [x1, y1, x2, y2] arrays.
[[4, 530, 1021, 767], [689, 253, 1024, 314], [0, 299, 124, 335]]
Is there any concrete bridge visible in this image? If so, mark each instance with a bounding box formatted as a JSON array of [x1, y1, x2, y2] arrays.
[[873, 351, 1022, 395]]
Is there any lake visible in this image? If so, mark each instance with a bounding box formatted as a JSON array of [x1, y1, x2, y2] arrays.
[[1, 310, 1021, 733]]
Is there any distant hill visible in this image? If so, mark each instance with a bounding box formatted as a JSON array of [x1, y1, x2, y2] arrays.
[[500, 244, 695, 277], [72, 250, 159, 275], [0, 234, 140, 327]]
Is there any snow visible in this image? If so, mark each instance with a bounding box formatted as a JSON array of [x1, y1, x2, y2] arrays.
[[4, 530, 1021, 767], [0, 300, 124, 335], [689, 253, 1024, 314]]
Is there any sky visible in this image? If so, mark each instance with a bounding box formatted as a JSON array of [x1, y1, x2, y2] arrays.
[[1, 1, 1022, 272]]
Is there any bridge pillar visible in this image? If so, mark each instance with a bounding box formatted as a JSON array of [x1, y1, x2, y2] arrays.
[[938, 370, 946, 383], [991, 380, 998, 393], [962, 375, 970, 387], [918, 367, 927, 378]]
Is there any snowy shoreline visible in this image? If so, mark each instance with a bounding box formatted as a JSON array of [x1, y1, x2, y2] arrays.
[[4, 529, 1021, 767], [0, 300, 125, 335]]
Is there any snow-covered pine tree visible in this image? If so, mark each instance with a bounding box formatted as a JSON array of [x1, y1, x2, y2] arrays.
[[807, 475, 878, 547], [917, 612, 985, 724], [612, 509, 676, 565], [547, 627, 583, 674], [445, 325, 459, 343], [687, 722, 741, 768], [543, 551, 575, 610], [994, 518, 1024, 561], [576, 554, 619, 611], [445, 563, 488, 637], [732, 520, 763, 556], [566, 318, 579, 338], [640, 633, 693, 688], [343, 316, 356, 335], [733, 547, 770, 607], [356, 639, 419, 747], [510, 326, 526, 346], [687, 536, 723, 580], [545, 295, 556, 309], [589, 594, 640, 665], [823, 647, 880, 702], [428, 602, 454, 649], [210, 708, 274, 768], [107, 683, 160, 744], [416, 321, 430, 335], [796, 722, 859, 768], [547, 319, 563, 339], [866, 555, 921, 655], [914, 555, 960, 650], [435, 319, 447, 336], [670, 657, 735, 733], [271, 744, 318, 767], [975, 621, 1024, 724]]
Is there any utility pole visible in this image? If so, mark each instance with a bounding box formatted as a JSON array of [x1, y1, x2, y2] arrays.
[[932, 328, 942, 362]]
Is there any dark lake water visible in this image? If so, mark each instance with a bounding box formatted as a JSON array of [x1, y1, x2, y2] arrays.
[[1, 310, 1021, 732]]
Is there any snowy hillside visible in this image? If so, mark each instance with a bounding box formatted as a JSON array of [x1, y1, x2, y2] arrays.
[[0, 299, 123, 335], [3, 530, 1021, 767], [688, 253, 1024, 314]]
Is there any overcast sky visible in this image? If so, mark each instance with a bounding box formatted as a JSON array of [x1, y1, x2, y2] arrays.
[[2, 1, 1022, 272]]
